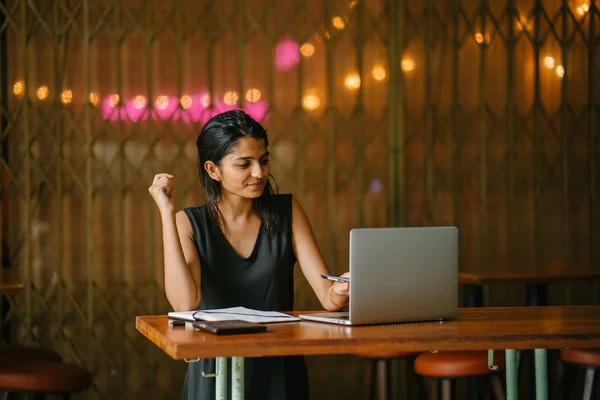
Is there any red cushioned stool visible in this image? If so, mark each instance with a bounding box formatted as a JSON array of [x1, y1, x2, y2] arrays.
[[355, 351, 418, 400], [414, 351, 505, 400], [0, 359, 92, 400], [556, 349, 600, 400]]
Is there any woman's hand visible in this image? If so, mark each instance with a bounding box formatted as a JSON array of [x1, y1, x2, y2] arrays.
[[149, 173, 175, 215], [332, 272, 350, 296]]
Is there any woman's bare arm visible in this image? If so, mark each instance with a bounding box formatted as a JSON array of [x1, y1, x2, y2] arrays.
[[291, 195, 349, 311], [162, 211, 201, 311]]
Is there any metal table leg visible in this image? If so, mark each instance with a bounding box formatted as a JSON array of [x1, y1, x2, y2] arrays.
[[506, 349, 518, 399], [232, 357, 244, 400], [534, 349, 548, 400], [216, 357, 227, 400]]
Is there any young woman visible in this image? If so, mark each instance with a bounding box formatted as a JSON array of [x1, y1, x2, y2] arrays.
[[148, 110, 350, 399]]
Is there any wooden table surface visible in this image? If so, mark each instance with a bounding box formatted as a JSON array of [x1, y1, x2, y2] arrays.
[[136, 305, 600, 360], [459, 258, 600, 284], [0, 269, 23, 295]]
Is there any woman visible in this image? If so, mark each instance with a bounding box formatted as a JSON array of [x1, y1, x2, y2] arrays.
[[149, 110, 350, 399]]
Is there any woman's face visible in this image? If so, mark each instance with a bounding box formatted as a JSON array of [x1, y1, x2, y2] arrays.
[[211, 137, 270, 199]]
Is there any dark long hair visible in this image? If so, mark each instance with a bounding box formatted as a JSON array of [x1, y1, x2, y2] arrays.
[[196, 110, 279, 233]]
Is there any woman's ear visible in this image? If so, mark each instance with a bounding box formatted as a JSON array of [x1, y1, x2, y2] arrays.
[[204, 161, 221, 182]]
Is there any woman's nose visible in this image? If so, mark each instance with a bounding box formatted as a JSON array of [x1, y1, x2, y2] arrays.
[[251, 163, 265, 178]]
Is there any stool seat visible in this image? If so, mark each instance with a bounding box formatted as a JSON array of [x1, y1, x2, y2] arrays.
[[355, 351, 416, 359], [0, 360, 92, 393], [0, 345, 62, 362], [561, 349, 600, 368], [415, 351, 505, 378]]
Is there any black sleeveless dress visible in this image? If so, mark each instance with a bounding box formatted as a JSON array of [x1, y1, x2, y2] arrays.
[[181, 194, 309, 400]]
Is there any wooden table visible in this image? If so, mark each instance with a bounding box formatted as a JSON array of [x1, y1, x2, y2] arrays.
[[137, 305, 600, 400], [459, 258, 600, 306]]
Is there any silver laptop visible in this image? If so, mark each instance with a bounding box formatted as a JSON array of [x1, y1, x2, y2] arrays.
[[299, 226, 458, 325]]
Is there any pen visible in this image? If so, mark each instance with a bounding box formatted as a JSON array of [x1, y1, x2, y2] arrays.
[[320, 274, 350, 283]]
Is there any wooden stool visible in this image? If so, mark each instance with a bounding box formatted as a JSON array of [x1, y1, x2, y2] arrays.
[[0, 359, 92, 399], [414, 351, 505, 400], [0, 345, 62, 362], [557, 349, 600, 400], [355, 351, 417, 400]]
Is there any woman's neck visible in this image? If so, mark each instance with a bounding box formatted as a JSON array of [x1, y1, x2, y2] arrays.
[[217, 193, 255, 222]]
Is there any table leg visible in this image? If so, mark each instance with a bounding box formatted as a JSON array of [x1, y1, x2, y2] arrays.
[[534, 349, 548, 400], [216, 357, 227, 400], [232, 357, 244, 400], [506, 349, 518, 400], [465, 284, 484, 400]]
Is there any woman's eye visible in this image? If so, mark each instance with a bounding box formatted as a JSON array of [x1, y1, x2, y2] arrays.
[[260, 159, 270, 165], [237, 163, 249, 168]]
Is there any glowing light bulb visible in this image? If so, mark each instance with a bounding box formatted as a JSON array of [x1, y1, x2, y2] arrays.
[[577, 6, 584, 15], [13, 80, 24, 95], [246, 89, 261, 103], [300, 43, 315, 57], [89, 92, 99, 106], [37, 86, 49, 101], [201, 94, 211, 107], [133, 95, 147, 110], [60, 90, 72, 104], [371, 66, 386, 81], [223, 91, 238, 105], [556, 65, 565, 77], [344, 74, 361, 89], [155, 96, 169, 110], [108, 94, 120, 108], [332, 16, 345, 30], [401, 59, 415, 72], [349, 0, 359, 9], [180, 95, 192, 109], [544, 56, 555, 69], [582, 3, 589, 12], [475, 33, 484, 44], [302, 95, 320, 110]]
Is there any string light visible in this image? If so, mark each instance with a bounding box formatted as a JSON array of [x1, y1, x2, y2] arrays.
[[300, 43, 315, 57], [401, 59, 415, 72], [180, 95, 192, 109], [201, 93, 211, 107], [332, 16, 345, 30], [246, 89, 261, 103], [344, 74, 361, 89], [89, 93, 99, 106], [155, 95, 169, 110], [544, 56, 555, 69], [302, 95, 320, 110], [223, 91, 238, 105], [133, 95, 147, 110], [108, 94, 119, 108], [371, 66, 386, 81], [556, 65, 565, 78], [37, 86, 49, 101], [475, 33, 484, 44], [60, 90, 73, 104], [13, 80, 24, 95]]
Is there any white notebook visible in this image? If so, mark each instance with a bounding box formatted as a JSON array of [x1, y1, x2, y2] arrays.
[[168, 306, 300, 324]]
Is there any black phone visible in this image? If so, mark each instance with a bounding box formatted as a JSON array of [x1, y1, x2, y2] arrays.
[[192, 320, 267, 335]]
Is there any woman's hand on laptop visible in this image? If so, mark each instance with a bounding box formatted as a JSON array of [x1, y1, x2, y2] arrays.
[[329, 272, 350, 309]]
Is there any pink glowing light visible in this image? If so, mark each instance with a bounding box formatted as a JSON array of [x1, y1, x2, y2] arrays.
[[274, 39, 300, 71], [101, 90, 269, 125], [152, 95, 179, 120]]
